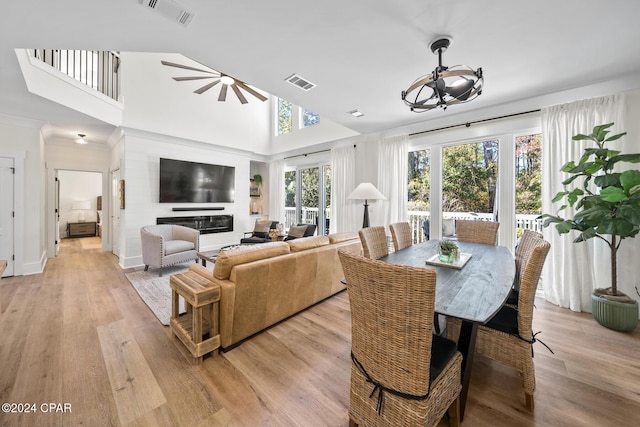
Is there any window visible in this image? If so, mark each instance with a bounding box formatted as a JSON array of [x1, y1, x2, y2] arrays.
[[275, 99, 320, 135], [515, 133, 542, 235], [283, 165, 330, 235], [408, 149, 431, 242], [278, 98, 292, 135], [302, 109, 320, 127], [443, 140, 498, 217]]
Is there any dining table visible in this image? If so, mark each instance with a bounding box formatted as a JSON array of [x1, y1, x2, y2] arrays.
[[378, 239, 515, 420]]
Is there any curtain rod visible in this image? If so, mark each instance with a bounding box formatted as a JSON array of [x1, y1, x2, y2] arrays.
[[409, 109, 541, 137], [283, 144, 356, 160], [284, 148, 331, 160]]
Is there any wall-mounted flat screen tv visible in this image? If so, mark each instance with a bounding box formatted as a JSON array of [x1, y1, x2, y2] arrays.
[[159, 158, 235, 203]]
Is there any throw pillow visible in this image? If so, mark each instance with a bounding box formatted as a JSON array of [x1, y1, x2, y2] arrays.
[[253, 219, 271, 238], [287, 225, 307, 239]]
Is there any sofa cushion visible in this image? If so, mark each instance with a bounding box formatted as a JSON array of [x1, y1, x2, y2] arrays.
[[287, 225, 307, 238], [287, 235, 330, 252], [328, 232, 358, 244], [214, 241, 290, 280], [164, 239, 195, 255]]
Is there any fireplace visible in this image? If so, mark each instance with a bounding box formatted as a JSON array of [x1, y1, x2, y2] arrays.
[[157, 215, 234, 235]]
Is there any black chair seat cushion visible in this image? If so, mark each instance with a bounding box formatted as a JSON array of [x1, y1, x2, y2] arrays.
[[484, 305, 519, 335], [429, 334, 459, 385], [240, 237, 270, 244], [506, 288, 519, 306]]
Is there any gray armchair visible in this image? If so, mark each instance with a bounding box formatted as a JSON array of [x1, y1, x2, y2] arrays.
[[140, 224, 200, 276]]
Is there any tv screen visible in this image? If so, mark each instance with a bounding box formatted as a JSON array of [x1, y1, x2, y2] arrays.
[[159, 158, 235, 203]]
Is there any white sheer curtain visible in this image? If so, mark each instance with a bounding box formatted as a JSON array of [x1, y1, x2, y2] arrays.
[[378, 135, 408, 227], [541, 94, 626, 312], [268, 159, 285, 225], [330, 145, 357, 233]]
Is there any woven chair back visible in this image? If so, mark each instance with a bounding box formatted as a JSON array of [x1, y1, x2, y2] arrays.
[[456, 220, 499, 245], [358, 226, 389, 259], [516, 235, 550, 337], [389, 222, 412, 251], [338, 249, 437, 394]]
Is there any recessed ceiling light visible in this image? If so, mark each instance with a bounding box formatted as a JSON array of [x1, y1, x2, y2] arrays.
[[347, 109, 365, 118], [75, 133, 87, 144]]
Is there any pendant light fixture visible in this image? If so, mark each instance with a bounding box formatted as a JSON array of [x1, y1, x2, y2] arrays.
[[401, 37, 483, 112]]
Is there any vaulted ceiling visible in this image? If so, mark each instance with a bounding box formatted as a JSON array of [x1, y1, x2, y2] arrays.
[[2, 0, 640, 146]]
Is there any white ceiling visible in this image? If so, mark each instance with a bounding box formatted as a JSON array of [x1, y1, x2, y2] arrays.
[[2, 0, 640, 147]]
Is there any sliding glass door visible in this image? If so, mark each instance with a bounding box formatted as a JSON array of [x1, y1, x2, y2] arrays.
[[284, 164, 331, 235]]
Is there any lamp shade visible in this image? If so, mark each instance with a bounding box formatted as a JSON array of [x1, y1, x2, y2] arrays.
[[347, 183, 386, 201], [72, 200, 91, 210]]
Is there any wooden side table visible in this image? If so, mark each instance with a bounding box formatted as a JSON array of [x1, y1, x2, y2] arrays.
[[169, 271, 220, 364]]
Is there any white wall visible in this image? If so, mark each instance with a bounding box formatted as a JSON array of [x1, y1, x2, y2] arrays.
[[57, 170, 102, 237], [120, 53, 272, 155], [0, 120, 40, 275], [120, 128, 255, 268]]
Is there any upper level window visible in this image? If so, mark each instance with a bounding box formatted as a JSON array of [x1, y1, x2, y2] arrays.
[[278, 98, 292, 135], [302, 109, 320, 127], [275, 98, 320, 135]]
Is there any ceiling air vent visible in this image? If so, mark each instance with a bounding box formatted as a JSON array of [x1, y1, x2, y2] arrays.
[[139, 0, 195, 27], [285, 74, 316, 91]]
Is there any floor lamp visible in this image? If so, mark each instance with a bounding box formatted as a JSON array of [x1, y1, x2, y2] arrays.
[[347, 183, 386, 228]]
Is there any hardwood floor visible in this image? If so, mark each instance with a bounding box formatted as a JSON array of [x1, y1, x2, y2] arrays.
[[0, 237, 639, 426]]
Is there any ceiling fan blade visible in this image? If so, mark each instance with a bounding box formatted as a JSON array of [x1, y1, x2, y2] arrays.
[[194, 79, 220, 94], [173, 76, 216, 81], [161, 60, 216, 75], [231, 84, 248, 104], [446, 79, 475, 101], [235, 81, 268, 102], [218, 84, 228, 102]]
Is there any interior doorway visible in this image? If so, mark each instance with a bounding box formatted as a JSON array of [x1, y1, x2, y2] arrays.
[[57, 170, 103, 248]]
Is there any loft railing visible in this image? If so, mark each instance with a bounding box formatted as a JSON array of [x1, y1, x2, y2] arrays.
[[31, 49, 121, 101]]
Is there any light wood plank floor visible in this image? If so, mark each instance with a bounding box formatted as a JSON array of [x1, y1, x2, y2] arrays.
[[0, 237, 638, 426]]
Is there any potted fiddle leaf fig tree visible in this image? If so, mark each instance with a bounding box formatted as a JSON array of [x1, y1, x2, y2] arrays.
[[540, 123, 640, 332]]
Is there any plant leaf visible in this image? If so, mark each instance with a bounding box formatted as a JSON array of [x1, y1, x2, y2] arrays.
[[600, 187, 627, 203], [603, 132, 627, 142], [556, 220, 573, 233], [594, 173, 620, 188], [620, 170, 640, 192], [618, 205, 640, 225]]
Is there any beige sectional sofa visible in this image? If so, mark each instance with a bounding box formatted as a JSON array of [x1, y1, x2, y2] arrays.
[[189, 232, 362, 349]]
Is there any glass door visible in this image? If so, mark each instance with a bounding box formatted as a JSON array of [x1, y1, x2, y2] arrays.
[[442, 139, 499, 237]]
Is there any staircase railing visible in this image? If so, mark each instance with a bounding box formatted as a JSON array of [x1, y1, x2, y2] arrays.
[[31, 49, 121, 101]]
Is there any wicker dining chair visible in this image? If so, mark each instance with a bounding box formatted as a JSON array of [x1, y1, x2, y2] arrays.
[[338, 250, 462, 427], [446, 235, 550, 411], [455, 220, 500, 245], [389, 222, 412, 251], [358, 226, 389, 259], [507, 230, 544, 307]]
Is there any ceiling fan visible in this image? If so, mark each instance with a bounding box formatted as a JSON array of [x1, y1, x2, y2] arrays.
[[161, 60, 268, 104], [401, 37, 483, 112]]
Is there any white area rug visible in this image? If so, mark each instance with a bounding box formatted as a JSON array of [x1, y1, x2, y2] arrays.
[[125, 264, 191, 325]]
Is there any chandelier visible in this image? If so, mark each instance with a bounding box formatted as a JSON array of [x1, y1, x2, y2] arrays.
[[401, 37, 483, 112]]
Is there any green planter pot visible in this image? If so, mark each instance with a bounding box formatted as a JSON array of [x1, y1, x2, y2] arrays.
[[591, 293, 639, 332]]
